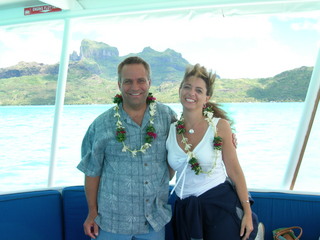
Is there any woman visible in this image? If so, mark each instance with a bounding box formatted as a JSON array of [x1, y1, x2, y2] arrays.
[[166, 64, 258, 240]]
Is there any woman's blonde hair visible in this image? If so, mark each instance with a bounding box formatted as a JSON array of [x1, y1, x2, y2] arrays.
[[180, 64, 232, 123]]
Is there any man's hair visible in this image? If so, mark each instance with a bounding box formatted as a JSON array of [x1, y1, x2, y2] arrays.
[[117, 56, 151, 83]]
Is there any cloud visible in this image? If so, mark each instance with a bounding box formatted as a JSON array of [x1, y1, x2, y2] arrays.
[[0, 13, 317, 78], [0, 22, 63, 68], [291, 19, 320, 32]]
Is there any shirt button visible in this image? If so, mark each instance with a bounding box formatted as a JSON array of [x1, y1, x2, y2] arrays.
[[144, 163, 148, 166], [145, 221, 148, 225], [145, 181, 148, 184], [146, 199, 149, 202]]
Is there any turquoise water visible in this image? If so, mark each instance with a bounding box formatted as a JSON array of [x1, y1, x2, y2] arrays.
[[0, 102, 319, 193]]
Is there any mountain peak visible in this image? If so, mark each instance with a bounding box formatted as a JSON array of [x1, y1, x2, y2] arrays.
[[79, 39, 119, 61]]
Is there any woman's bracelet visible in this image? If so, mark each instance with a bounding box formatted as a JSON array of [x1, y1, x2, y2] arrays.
[[241, 200, 250, 204]]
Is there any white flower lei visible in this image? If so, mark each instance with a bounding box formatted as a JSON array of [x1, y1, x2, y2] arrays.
[[176, 108, 221, 175], [114, 102, 157, 157]]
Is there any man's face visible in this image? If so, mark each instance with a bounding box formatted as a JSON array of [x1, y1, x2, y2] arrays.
[[118, 63, 151, 109]]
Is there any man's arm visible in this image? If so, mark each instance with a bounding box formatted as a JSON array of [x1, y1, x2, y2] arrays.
[[83, 175, 100, 239]]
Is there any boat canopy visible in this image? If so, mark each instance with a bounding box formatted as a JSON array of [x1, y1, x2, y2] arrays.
[[2, 0, 320, 26]]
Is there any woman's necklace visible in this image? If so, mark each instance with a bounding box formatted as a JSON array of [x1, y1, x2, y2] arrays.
[[187, 119, 202, 134], [113, 93, 157, 156], [175, 106, 222, 175], [188, 129, 195, 134]]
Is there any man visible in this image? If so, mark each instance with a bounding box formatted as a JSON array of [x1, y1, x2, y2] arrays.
[[77, 56, 176, 240]]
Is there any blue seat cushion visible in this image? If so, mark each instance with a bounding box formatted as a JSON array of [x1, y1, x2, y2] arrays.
[[0, 190, 63, 240], [250, 191, 320, 240], [62, 186, 90, 240]]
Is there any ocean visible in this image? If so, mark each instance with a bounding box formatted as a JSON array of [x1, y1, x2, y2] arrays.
[[0, 102, 319, 193]]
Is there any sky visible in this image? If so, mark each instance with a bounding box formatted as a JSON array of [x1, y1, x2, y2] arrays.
[[0, 11, 320, 79]]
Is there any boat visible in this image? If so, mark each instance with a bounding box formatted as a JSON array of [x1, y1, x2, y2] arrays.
[[0, 1, 320, 239]]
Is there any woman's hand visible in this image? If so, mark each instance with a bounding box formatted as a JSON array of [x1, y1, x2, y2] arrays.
[[240, 213, 253, 240]]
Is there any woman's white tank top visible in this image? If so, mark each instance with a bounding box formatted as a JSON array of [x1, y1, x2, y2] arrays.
[[166, 118, 227, 199]]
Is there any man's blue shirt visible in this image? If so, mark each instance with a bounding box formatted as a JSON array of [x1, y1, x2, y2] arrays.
[[77, 102, 176, 234]]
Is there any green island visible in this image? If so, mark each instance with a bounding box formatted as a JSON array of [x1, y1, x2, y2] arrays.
[[0, 39, 313, 105]]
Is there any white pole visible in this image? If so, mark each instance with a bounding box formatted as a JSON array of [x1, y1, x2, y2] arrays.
[[282, 47, 320, 190], [48, 18, 71, 187]]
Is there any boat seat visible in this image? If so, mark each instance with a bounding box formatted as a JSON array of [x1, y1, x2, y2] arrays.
[[0, 189, 63, 240], [1, 186, 320, 240], [62, 186, 90, 240], [250, 191, 320, 240]]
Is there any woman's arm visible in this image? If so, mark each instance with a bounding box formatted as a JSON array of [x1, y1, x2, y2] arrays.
[[217, 119, 253, 240], [168, 163, 176, 181]]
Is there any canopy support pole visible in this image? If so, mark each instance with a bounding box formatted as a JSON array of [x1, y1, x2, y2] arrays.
[[282, 47, 320, 190], [290, 88, 320, 190], [48, 18, 71, 187]]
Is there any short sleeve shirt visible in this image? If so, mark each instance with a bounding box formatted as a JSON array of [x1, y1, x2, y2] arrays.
[[77, 102, 176, 234]]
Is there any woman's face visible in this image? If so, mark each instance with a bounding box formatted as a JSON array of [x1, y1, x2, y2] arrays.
[[179, 76, 210, 111]]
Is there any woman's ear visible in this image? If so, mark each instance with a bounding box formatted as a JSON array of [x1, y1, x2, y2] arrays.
[[205, 96, 210, 104]]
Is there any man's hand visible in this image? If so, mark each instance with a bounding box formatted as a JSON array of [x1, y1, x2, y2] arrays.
[[83, 213, 99, 239]]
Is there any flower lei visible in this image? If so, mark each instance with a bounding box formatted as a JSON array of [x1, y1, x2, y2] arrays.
[[175, 105, 223, 175], [113, 93, 157, 156]]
